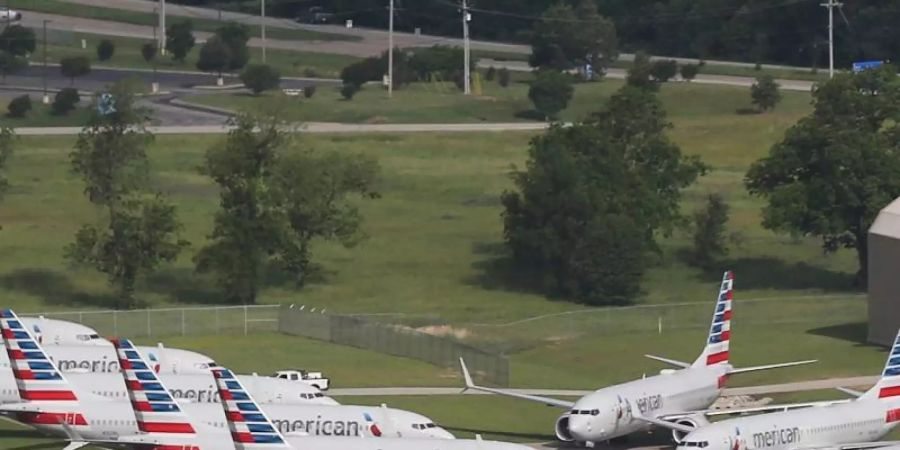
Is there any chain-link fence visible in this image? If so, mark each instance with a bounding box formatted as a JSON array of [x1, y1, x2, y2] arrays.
[[457, 294, 868, 353], [278, 305, 510, 387], [33, 305, 280, 338]]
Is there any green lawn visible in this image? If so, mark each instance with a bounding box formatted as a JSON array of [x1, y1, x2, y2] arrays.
[[0, 80, 860, 322], [18, 0, 358, 42], [184, 77, 812, 125], [40, 33, 358, 79]]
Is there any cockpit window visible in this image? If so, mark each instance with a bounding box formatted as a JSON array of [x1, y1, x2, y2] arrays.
[[591, 409, 599, 416]]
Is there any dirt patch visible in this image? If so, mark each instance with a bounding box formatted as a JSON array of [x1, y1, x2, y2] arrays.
[[416, 324, 472, 340], [364, 115, 389, 124]]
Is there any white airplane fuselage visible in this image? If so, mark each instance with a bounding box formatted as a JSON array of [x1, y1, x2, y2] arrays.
[[8, 399, 453, 441], [563, 364, 727, 443], [680, 399, 900, 450]]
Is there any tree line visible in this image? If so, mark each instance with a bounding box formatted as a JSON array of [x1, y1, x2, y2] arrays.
[[173, 0, 900, 68]]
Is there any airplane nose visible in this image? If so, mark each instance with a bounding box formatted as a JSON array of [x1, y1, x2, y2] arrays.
[[432, 428, 455, 439]]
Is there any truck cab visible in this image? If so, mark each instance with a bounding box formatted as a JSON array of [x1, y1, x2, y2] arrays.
[[274, 369, 330, 391]]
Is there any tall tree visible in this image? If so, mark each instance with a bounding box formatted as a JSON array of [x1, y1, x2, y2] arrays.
[[196, 108, 379, 304], [691, 193, 730, 270], [502, 86, 707, 305], [0, 25, 35, 57], [745, 66, 900, 283], [66, 85, 187, 307], [166, 20, 196, 62], [750, 74, 781, 112], [529, 0, 617, 73], [215, 22, 250, 71]]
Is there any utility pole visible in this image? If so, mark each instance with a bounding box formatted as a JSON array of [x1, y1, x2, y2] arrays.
[[261, 0, 267, 63], [158, 0, 166, 55], [42, 19, 49, 104], [821, 0, 842, 78], [462, 0, 471, 95], [388, 0, 394, 98]]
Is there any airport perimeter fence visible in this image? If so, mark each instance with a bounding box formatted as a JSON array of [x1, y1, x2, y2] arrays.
[[278, 305, 511, 387], [32, 304, 280, 338]]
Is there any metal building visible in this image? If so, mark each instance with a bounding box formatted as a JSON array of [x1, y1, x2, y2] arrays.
[[869, 197, 900, 345]]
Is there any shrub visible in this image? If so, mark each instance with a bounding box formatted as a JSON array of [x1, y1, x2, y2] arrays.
[[303, 85, 316, 98], [52, 88, 80, 115], [498, 67, 511, 87], [97, 39, 115, 62], [650, 59, 678, 82], [196, 36, 231, 77], [141, 42, 157, 65], [341, 56, 383, 87], [680, 63, 700, 81], [240, 64, 281, 95], [303, 67, 319, 78], [340, 83, 360, 100], [750, 74, 781, 112], [0, 25, 35, 57], [528, 70, 574, 120], [7, 94, 30, 118], [485, 66, 496, 81], [60, 56, 91, 85]]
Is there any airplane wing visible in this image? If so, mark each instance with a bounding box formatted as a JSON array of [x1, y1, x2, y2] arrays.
[[628, 402, 695, 433], [728, 359, 818, 374], [644, 354, 691, 368], [458, 358, 575, 409], [656, 398, 852, 422]]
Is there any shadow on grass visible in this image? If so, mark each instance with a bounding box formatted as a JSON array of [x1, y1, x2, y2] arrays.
[[0, 268, 120, 308], [445, 427, 555, 442], [806, 322, 873, 347], [143, 268, 223, 305], [694, 256, 858, 292], [513, 109, 546, 122], [735, 107, 762, 115], [465, 241, 551, 296]]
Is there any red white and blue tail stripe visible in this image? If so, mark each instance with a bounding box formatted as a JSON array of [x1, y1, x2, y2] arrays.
[[0, 309, 78, 402], [113, 338, 196, 435], [213, 367, 290, 449], [693, 271, 733, 368], [862, 330, 900, 405]]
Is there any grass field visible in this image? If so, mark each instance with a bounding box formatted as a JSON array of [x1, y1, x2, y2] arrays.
[[0, 80, 860, 321], [18, 0, 358, 42], [40, 32, 359, 79], [183, 77, 812, 125], [0, 99, 91, 127]]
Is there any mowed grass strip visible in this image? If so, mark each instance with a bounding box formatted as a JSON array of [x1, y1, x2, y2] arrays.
[[40, 32, 359, 79]]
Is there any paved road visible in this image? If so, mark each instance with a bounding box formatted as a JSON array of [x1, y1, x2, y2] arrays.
[[13, 122, 551, 135], [328, 376, 876, 397]]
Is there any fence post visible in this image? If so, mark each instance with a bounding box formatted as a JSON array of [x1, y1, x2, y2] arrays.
[[78, 311, 83, 324], [243, 305, 248, 336], [215, 308, 220, 335], [658, 316, 662, 334], [181, 309, 186, 336], [113, 310, 118, 337], [146, 309, 151, 337]]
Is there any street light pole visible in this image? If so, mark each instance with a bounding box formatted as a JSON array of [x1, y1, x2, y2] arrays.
[[388, 0, 393, 98], [821, 0, 842, 78], [42, 19, 49, 104], [462, 0, 471, 95], [158, 0, 166, 55], [261, 0, 266, 63]]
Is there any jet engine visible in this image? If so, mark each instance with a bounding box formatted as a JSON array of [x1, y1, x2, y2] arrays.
[[670, 415, 709, 443], [555, 414, 574, 442]]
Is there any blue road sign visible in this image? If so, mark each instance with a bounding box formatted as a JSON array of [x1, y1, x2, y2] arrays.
[[852, 60, 884, 73]]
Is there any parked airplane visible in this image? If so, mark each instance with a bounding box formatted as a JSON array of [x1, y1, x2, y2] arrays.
[[18, 317, 106, 346], [0, 309, 450, 443], [668, 328, 900, 450], [460, 272, 816, 447], [107, 338, 533, 450]]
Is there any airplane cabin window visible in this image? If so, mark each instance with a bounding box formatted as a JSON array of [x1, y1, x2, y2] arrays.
[[590, 409, 599, 416]]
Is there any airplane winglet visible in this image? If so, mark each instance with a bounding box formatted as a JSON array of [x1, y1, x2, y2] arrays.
[[645, 354, 691, 369], [459, 357, 475, 391], [836, 386, 864, 398]]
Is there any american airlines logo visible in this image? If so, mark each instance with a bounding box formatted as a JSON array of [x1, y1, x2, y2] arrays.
[[635, 394, 663, 414], [271, 417, 364, 437], [752, 427, 800, 448], [55, 358, 119, 372]]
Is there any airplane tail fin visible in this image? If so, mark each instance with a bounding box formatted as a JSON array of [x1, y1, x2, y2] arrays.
[[212, 367, 291, 449], [692, 271, 734, 368], [0, 308, 80, 403], [861, 329, 900, 402], [112, 338, 196, 435]]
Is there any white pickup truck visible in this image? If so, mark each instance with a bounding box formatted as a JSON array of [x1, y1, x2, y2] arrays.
[[0, 9, 22, 21], [273, 369, 330, 391]]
